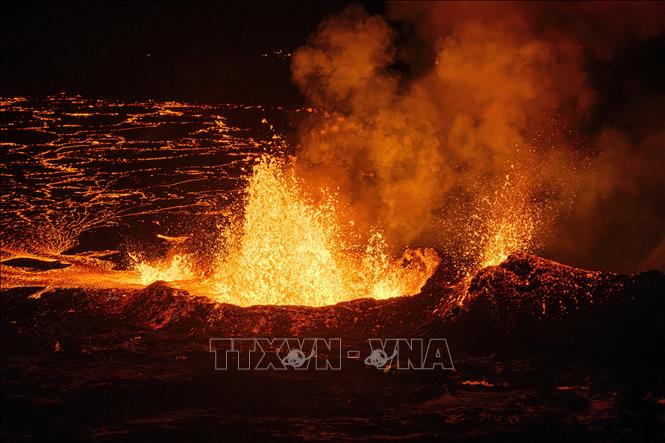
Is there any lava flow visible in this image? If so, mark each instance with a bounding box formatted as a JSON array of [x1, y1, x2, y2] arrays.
[[0, 96, 535, 308]]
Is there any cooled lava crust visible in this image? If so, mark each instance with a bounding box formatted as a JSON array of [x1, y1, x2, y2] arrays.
[[2, 253, 664, 441]]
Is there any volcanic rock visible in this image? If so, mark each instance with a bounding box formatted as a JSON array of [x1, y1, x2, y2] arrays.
[[438, 254, 665, 358], [2, 254, 664, 441]]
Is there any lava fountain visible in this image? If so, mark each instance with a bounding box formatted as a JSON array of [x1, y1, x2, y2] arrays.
[[135, 156, 440, 306]]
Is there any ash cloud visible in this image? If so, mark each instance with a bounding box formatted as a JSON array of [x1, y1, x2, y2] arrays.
[[291, 2, 665, 273]]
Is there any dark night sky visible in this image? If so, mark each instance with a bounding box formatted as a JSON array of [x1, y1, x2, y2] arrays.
[[1, 1, 383, 105], [3, 1, 664, 110]]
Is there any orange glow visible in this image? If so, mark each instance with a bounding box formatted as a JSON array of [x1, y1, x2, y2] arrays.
[[133, 157, 440, 306], [478, 213, 535, 269], [0, 248, 144, 297], [477, 183, 537, 270], [131, 253, 197, 285]]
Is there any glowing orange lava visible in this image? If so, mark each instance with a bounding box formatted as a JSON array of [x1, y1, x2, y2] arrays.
[[134, 157, 440, 306], [447, 172, 540, 307]]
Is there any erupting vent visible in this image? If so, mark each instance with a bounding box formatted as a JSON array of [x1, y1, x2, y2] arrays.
[[135, 157, 440, 306]]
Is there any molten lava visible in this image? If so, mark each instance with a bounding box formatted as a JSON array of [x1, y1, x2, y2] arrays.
[[134, 157, 440, 306], [477, 180, 538, 269], [133, 253, 196, 286]]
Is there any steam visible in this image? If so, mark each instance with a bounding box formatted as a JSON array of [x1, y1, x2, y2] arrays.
[[291, 2, 665, 273]]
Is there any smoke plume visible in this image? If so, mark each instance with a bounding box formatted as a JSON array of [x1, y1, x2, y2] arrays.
[[291, 2, 665, 273]]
